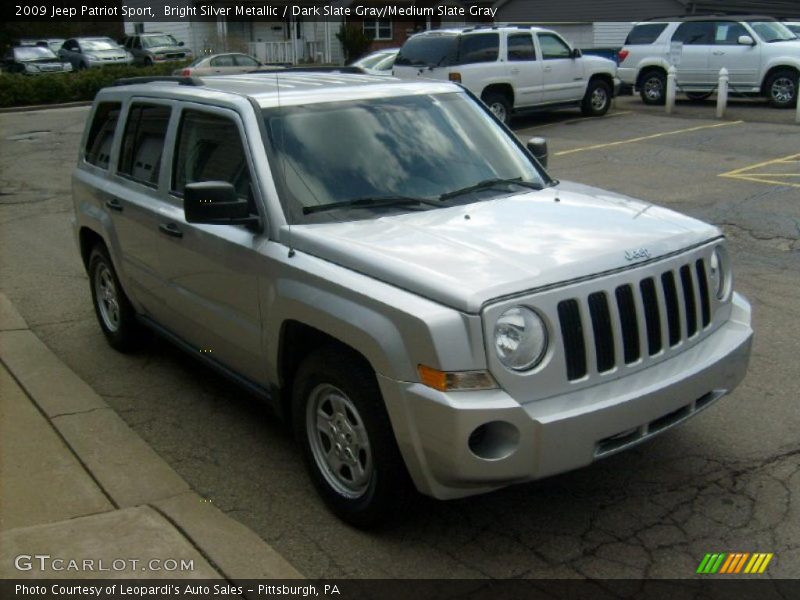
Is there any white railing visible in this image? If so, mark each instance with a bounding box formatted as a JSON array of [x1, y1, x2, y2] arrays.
[[249, 40, 326, 65]]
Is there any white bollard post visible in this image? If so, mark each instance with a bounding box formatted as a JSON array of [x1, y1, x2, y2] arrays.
[[796, 92, 800, 124], [716, 68, 729, 119], [666, 66, 677, 114]]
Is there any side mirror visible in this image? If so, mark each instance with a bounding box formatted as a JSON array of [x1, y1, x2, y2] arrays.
[[178, 41, 185, 46], [572, 48, 583, 59], [527, 137, 548, 168], [738, 35, 755, 46], [184, 182, 258, 226]]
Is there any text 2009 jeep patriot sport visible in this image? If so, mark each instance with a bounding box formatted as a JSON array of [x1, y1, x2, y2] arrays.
[[73, 72, 752, 527]]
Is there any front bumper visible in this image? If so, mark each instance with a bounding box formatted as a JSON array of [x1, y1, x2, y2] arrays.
[[379, 292, 752, 500]]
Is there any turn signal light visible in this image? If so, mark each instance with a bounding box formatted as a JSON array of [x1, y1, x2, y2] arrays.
[[417, 365, 497, 392], [449, 72, 462, 83], [181, 68, 192, 76]]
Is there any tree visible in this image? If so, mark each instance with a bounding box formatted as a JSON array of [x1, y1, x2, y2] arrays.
[[335, 24, 372, 64]]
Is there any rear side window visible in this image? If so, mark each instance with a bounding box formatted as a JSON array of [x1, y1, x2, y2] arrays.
[[84, 102, 121, 169], [625, 23, 668, 45], [672, 21, 715, 45], [172, 110, 253, 205], [210, 55, 235, 67], [395, 35, 458, 67], [459, 33, 499, 63], [507, 33, 535, 61], [118, 103, 171, 187]]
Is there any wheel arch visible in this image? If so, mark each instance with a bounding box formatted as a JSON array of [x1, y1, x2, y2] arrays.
[[481, 83, 515, 106]]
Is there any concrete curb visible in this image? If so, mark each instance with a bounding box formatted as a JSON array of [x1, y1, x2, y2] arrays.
[[0, 292, 302, 579], [0, 101, 93, 114]]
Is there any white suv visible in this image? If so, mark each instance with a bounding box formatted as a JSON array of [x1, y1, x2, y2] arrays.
[[618, 17, 800, 108], [393, 26, 619, 123]]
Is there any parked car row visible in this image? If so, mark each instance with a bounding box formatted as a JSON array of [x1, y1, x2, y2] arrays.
[[618, 16, 799, 108], [2, 33, 194, 75]]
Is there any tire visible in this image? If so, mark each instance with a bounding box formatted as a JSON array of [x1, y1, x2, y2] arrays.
[[639, 69, 666, 105], [581, 78, 612, 116], [685, 91, 713, 102], [88, 245, 141, 352], [144, 57, 153, 68], [481, 91, 512, 125], [292, 347, 410, 528], [764, 69, 798, 108]]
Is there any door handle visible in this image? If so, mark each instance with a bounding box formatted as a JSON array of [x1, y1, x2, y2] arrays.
[[159, 222, 183, 239], [105, 198, 123, 212], [510, 68, 520, 75], [712, 51, 725, 56], [544, 66, 552, 72]]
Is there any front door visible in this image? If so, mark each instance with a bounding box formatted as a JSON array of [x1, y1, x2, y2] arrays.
[[157, 105, 265, 384], [536, 32, 584, 103], [709, 21, 761, 88]]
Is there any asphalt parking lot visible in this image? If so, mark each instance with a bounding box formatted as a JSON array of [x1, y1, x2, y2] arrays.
[[1, 98, 798, 579]]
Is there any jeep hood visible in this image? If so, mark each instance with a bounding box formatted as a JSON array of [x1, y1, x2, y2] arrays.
[[284, 181, 720, 313]]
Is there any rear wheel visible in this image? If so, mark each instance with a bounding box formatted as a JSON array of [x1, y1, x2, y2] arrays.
[[481, 91, 512, 125], [292, 347, 409, 528], [581, 78, 612, 116], [88, 245, 141, 352], [639, 69, 666, 105], [765, 69, 798, 108]]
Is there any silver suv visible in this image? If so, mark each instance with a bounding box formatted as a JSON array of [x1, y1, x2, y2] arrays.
[[73, 74, 752, 526], [618, 17, 799, 107], [393, 26, 620, 123], [122, 33, 192, 67]]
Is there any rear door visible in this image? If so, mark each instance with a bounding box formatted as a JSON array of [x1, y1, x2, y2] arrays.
[[506, 32, 543, 107], [157, 104, 265, 383], [105, 100, 174, 320], [671, 21, 715, 86], [536, 32, 584, 103]]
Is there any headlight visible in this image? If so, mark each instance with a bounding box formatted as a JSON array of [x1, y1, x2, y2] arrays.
[[494, 306, 548, 371], [85, 54, 99, 61], [708, 247, 728, 299], [25, 64, 40, 72]]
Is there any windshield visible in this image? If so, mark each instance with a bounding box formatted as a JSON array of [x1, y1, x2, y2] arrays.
[[395, 35, 458, 67], [355, 52, 393, 69], [143, 35, 179, 48], [262, 92, 546, 223], [81, 38, 121, 51], [14, 46, 58, 60], [747, 21, 797, 42]]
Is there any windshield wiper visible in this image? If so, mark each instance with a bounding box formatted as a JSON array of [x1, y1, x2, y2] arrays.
[[439, 177, 542, 201], [302, 195, 440, 216]]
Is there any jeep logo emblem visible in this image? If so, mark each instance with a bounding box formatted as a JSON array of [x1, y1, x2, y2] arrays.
[[625, 248, 651, 261]]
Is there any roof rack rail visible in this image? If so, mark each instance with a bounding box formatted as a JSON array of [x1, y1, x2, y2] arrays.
[[247, 65, 366, 75], [113, 76, 203, 87]]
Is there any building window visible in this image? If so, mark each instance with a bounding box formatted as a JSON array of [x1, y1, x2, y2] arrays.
[[364, 19, 392, 41]]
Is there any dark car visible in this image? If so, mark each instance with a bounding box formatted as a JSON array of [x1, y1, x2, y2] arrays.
[[2, 46, 73, 75]]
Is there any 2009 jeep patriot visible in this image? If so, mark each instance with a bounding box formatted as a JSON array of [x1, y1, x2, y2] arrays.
[[73, 73, 752, 526]]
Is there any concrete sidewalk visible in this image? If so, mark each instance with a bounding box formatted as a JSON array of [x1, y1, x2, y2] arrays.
[[0, 293, 301, 580]]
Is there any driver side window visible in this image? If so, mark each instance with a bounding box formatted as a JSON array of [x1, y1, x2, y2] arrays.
[[172, 109, 256, 212]]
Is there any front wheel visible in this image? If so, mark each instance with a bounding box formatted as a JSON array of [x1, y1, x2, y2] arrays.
[[581, 79, 612, 116], [639, 70, 666, 105], [481, 92, 512, 125], [88, 245, 141, 352], [765, 69, 798, 108], [292, 347, 409, 528]]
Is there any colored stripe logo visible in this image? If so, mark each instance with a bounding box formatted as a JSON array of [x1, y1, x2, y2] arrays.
[[696, 553, 773, 574]]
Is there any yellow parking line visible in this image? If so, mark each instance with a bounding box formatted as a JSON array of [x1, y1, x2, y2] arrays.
[[719, 152, 800, 188], [554, 120, 743, 156]]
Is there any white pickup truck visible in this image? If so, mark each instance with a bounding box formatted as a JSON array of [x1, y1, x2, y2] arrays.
[[393, 26, 620, 123]]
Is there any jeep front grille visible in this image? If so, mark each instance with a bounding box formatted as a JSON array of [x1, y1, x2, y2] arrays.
[[558, 258, 712, 381]]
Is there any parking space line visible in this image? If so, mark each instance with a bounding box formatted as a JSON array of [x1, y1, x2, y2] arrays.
[[719, 152, 800, 189], [523, 111, 632, 131], [554, 120, 743, 157]]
